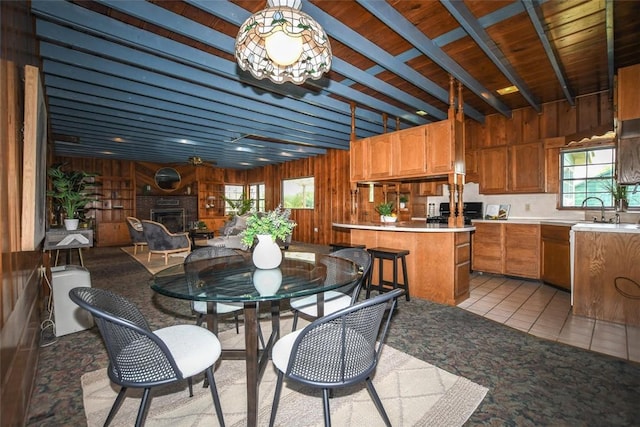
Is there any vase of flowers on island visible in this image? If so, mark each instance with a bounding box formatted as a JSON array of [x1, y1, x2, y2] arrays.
[[375, 201, 397, 223], [241, 205, 297, 269]]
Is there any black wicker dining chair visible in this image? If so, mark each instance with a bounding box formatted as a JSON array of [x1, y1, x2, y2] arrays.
[[68, 287, 225, 427], [269, 288, 403, 427], [289, 247, 373, 331]]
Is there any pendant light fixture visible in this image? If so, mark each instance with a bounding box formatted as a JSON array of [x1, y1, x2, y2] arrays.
[[235, 0, 332, 85]]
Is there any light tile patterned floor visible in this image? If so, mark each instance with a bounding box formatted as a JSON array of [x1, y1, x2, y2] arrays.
[[457, 273, 640, 363]]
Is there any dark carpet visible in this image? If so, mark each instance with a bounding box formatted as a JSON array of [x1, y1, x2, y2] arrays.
[[27, 246, 640, 426]]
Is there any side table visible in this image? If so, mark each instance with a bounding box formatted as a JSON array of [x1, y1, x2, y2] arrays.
[[189, 228, 215, 248], [44, 229, 94, 267]]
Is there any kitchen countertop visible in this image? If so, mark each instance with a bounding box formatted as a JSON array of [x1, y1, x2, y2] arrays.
[[571, 222, 640, 233], [332, 221, 474, 233]]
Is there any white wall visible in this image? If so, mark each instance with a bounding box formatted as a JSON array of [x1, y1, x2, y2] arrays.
[[427, 182, 639, 223]]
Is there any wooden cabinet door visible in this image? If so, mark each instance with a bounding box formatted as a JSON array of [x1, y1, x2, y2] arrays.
[[504, 224, 540, 279], [618, 64, 640, 120], [472, 222, 503, 274], [510, 142, 544, 193], [416, 180, 444, 196], [544, 137, 565, 193], [98, 222, 129, 247], [367, 134, 394, 179], [350, 138, 368, 181], [393, 126, 427, 177], [541, 225, 571, 290], [617, 136, 640, 185], [478, 147, 508, 193], [426, 120, 453, 174]]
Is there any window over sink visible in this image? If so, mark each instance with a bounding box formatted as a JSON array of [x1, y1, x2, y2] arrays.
[[560, 147, 639, 209]]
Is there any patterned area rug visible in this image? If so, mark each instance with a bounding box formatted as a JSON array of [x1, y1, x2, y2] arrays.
[[81, 318, 487, 426], [120, 246, 187, 275]]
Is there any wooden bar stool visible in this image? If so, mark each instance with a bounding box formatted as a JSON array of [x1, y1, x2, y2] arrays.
[[366, 247, 410, 301], [329, 242, 366, 252]]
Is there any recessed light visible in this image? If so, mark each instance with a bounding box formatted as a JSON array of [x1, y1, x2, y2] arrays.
[[497, 85, 519, 95], [415, 110, 428, 116]]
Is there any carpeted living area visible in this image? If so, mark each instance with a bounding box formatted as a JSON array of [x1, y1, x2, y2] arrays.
[[81, 318, 487, 427]]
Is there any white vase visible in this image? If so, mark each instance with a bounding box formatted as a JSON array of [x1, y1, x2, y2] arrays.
[[252, 234, 282, 269], [253, 268, 282, 296], [64, 218, 80, 230]]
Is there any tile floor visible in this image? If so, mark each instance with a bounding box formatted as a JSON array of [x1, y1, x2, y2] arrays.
[[457, 273, 640, 363]]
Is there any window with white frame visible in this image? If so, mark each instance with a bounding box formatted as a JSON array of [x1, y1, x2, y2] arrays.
[[560, 146, 639, 208], [224, 184, 245, 215], [282, 177, 314, 209], [249, 183, 265, 212]]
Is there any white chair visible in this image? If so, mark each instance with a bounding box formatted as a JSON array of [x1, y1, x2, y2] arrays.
[[69, 287, 225, 427], [269, 289, 402, 427], [289, 247, 372, 331]]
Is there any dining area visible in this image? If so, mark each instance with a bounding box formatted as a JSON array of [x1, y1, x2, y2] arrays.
[[150, 248, 370, 426]]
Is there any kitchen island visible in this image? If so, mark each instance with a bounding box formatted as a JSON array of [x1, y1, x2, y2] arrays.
[[332, 222, 474, 305], [572, 222, 640, 326]]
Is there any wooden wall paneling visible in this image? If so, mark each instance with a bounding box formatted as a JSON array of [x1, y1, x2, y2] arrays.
[[508, 109, 523, 144], [576, 94, 599, 133], [557, 101, 577, 136], [484, 114, 507, 147], [520, 107, 540, 143], [1, 1, 44, 425], [599, 91, 614, 125], [540, 102, 559, 138]]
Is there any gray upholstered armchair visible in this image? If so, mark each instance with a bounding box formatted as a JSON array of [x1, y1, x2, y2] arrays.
[[141, 220, 190, 264], [126, 216, 147, 255]]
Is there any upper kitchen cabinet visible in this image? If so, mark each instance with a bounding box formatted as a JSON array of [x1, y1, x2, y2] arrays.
[[616, 64, 640, 185], [367, 133, 394, 180], [478, 142, 545, 194], [350, 137, 369, 182], [393, 126, 427, 177], [617, 64, 640, 121], [350, 121, 456, 182]]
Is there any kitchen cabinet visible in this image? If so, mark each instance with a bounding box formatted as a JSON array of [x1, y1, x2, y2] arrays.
[[350, 137, 368, 182], [478, 142, 545, 194], [504, 223, 540, 279], [426, 120, 454, 174], [541, 224, 571, 290], [617, 136, 640, 185], [367, 133, 394, 179], [414, 181, 444, 196], [478, 147, 508, 194], [472, 222, 540, 279], [472, 222, 503, 274], [544, 137, 565, 193], [393, 126, 427, 176], [617, 63, 640, 121], [350, 120, 457, 182]]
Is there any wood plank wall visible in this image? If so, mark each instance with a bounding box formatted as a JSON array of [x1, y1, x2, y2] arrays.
[[0, 2, 43, 425]]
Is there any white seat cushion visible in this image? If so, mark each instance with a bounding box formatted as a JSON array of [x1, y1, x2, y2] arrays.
[[193, 300, 244, 315], [154, 324, 221, 378], [271, 329, 303, 373], [290, 291, 351, 317]]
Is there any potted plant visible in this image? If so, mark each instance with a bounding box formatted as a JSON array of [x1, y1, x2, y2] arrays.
[[375, 201, 397, 223], [223, 193, 254, 217], [399, 195, 409, 209], [47, 164, 100, 230], [604, 181, 628, 212], [241, 205, 297, 269]]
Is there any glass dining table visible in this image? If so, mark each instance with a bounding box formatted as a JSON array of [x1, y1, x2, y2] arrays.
[[150, 250, 360, 427]]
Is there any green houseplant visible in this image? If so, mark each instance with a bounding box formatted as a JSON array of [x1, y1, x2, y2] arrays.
[[222, 193, 254, 217], [240, 205, 296, 248], [604, 181, 628, 211], [47, 164, 100, 229], [375, 201, 397, 223]]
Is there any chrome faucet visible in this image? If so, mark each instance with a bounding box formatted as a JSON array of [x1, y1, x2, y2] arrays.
[[581, 197, 606, 222]]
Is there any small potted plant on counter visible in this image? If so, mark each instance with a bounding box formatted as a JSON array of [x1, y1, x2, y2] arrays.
[[604, 181, 628, 212], [399, 195, 409, 209], [375, 201, 397, 223]]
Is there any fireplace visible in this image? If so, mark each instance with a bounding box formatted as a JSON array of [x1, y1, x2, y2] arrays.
[[150, 208, 185, 233]]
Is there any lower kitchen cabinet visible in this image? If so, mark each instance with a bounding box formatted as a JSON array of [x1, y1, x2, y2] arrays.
[[472, 222, 541, 279], [540, 224, 571, 290]]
